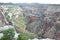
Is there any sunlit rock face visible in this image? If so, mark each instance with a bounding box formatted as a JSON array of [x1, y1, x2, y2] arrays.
[[0, 7, 6, 27], [0, 33, 3, 38]]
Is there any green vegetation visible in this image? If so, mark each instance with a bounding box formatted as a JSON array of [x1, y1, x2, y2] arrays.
[[0, 28, 15, 40], [3, 5, 26, 32], [0, 28, 30, 40], [17, 33, 29, 40], [4, 12, 12, 25]]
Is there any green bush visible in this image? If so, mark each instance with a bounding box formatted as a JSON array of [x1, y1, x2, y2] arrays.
[[0, 28, 15, 40], [4, 12, 13, 25], [17, 33, 29, 40]]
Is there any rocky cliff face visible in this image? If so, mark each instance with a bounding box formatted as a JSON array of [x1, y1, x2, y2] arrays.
[[0, 4, 60, 39], [20, 4, 60, 38], [0, 7, 7, 27]]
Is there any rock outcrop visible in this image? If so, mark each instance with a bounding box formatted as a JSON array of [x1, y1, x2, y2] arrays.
[[20, 5, 60, 38], [0, 7, 7, 27]]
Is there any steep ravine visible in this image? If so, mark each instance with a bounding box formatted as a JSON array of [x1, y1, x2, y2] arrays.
[[0, 4, 60, 39]]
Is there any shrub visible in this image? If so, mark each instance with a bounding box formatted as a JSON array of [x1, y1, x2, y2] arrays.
[[17, 33, 29, 40], [0, 28, 15, 40], [4, 12, 13, 25]]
